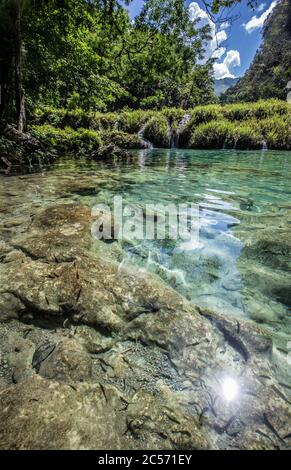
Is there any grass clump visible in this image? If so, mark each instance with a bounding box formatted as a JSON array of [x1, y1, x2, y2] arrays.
[[29, 99, 291, 151], [30, 125, 102, 154], [190, 104, 224, 125], [0, 136, 19, 159], [189, 120, 262, 150], [256, 116, 291, 150], [226, 122, 262, 150], [31, 107, 97, 129], [189, 121, 231, 149], [143, 114, 170, 147], [103, 130, 147, 149], [222, 99, 290, 121], [188, 100, 291, 150], [115, 110, 153, 134]]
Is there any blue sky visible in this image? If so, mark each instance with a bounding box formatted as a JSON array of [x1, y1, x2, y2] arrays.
[[124, 0, 278, 79]]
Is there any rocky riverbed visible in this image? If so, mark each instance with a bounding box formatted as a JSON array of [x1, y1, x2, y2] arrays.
[[0, 199, 290, 450]]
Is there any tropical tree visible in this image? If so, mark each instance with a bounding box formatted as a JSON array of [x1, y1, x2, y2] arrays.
[[0, 0, 129, 127], [0, 0, 258, 127]]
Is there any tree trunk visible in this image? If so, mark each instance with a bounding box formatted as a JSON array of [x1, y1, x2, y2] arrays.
[[15, 2, 26, 133], [0, 49, 14, 124]]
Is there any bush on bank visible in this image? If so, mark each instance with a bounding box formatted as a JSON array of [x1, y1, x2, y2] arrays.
[[103, 130, 147, 149], [27, 100, 291, 152], [30, 125, 102, 154], [143, 114, 170, 148], [254, 116, 291, 150], [189, 121, 263, 150]]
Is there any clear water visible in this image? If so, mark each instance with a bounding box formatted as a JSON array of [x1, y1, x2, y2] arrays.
[[1, 149, 291, 381]]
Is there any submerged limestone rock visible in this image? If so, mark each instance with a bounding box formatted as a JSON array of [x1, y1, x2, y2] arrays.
[[0, 203, 290, 450], [0, 375, 125, 450], [37, 338, 92, 383], [0, 374, 210, 450], [234, 214, 291, 394]]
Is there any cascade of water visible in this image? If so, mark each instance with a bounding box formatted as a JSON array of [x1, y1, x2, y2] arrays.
[[173, 113, 191, 148], [262, 140, 268, 151], [169, 130, 177, 149], [138, 125, 154, 149], [233, 137, 238, 150]]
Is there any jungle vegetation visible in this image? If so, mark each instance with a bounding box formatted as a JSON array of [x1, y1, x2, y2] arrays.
[[0, 0, 290, 157]]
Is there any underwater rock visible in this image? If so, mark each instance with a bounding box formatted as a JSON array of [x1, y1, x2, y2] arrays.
[[237, 223, 291, 319], [91, 206, 119, 241], [32, 342, 56, 372], [74, 325, 115, 354], [125, 390, 208, 450], [38, 338, 92, 383], [0, 293, 25, 322], [91, 143, 132, 160], [7, 331, 35, 384], [0, 375, 125, 450], [0, 202, 291, 450], [0, 374, 213, 450], [234, 219, 291, 391]]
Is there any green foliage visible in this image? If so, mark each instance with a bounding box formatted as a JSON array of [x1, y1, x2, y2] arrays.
[[9, 0, 214, 115], [180, 100, 291, 148], [189, 120, 231, 149], [255, 116, 291, 150], [161, 108, 187, 127], [31, 107, 95, 129], [222, 100, 290, 121], [227, 123, 262, 150], [29, 99, 291, 153], [189, 120, 262, 150], [103, 130, 147, 149], [190, 104, 224, 125], [0, 136, 21, 158], [186, 99, 291, 150], [143, 114, 170, 147], [117, 0, 215, 109], [22, 1, 129, 112], [116, 110, 157, 133], [30, 125, 102, 154]]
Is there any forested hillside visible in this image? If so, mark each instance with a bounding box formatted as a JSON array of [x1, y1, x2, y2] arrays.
[[222, 0, 291, 102], [215, 78, 239, 96]]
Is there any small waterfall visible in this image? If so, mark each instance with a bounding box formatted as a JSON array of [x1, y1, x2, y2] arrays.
[[233, 137, 238, 150], [262, 140, 268, 151], [179, 113, 191, 128], [172, 113, 191, 148], [169, 130, 177, 149], [138, 126, 154, 149]]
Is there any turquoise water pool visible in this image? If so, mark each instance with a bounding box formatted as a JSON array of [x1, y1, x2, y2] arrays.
[[1, 148, 290, 384]]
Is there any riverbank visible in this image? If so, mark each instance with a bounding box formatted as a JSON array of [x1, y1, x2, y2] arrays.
[[30, 99, 291, 151], [1, 100, 290, 172]]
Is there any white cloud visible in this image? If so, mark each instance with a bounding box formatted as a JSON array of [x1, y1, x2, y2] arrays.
[[188, 2, 240, 79], [243, 1, 277, 33], [212, 46, 226, 60], [220, 21, 230, 30], [257, 3, 266, 12], [189, 2, 226, 60], [213, 50, 241, 79]]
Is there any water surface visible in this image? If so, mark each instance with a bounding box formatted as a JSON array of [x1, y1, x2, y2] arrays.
[[1, 149, 290, 383]]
